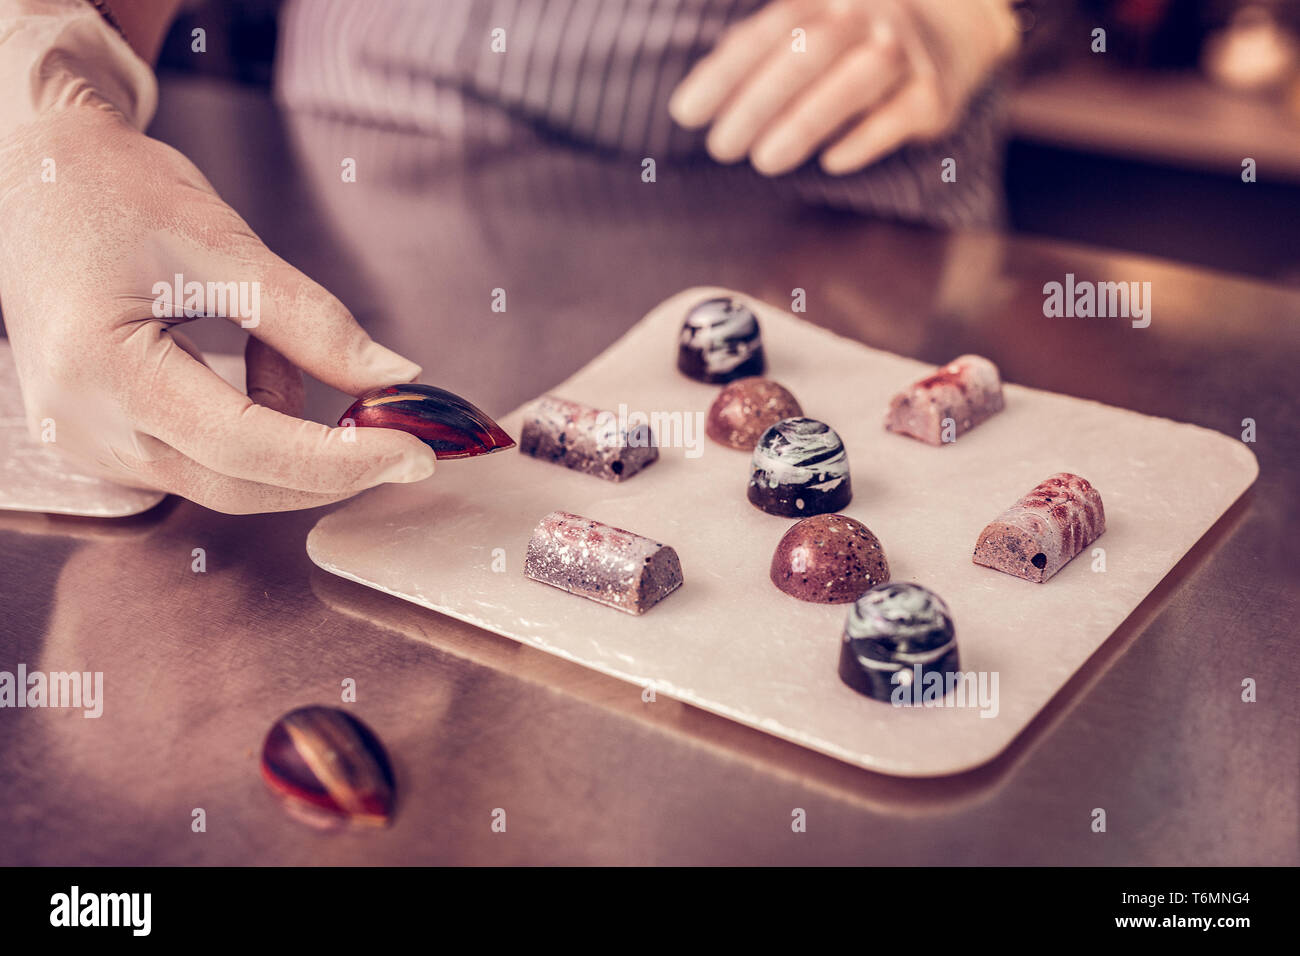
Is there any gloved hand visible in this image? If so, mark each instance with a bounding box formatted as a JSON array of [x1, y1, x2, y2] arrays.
[[669, 0, 1019, 176], [0, 0, 436, 513]]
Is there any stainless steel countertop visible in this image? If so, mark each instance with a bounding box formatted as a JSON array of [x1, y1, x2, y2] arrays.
[[1, 77, 1295, 865]]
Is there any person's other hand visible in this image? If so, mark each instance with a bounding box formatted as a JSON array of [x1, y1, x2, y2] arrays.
[[0, 1, 436, 513], [669, 0, 1018, 176]]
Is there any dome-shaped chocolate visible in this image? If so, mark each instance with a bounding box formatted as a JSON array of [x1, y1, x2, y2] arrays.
[[339, 384, 515, 459], [747, 417, 851, 516], [770, 514, 889, 603], [261, 706, 396, 828], [838, 583, 959, 702], [677, 296, 765, 384], [707, 378, 802, 450]]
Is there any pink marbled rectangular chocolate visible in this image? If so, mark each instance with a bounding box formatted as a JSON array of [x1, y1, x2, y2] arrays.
[[972, 473, 1106, 583], [885, 354, 1004, 445]]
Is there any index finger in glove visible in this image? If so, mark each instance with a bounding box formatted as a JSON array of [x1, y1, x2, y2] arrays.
[[122, 326, 436, 495], [218, 254, 422, 399]]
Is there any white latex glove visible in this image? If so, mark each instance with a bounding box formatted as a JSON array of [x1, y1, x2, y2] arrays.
[[0, 0, 437, 514], [669, 0, 1019, 176]]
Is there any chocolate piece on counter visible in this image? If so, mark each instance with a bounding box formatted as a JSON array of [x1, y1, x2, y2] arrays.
[[838, 582, 959, 702], [519, 394, 658, 482], [706, 377, 803, 451], [885, 354, 1004, 445], [677, 296, 765, 384], [972, 472, 1106, 583], [339, 383, 515, 459], [747, 417, 852, 517], [770, 514, 889, 604], [524, 511, 683, 615], [261, 706, 396, 828]]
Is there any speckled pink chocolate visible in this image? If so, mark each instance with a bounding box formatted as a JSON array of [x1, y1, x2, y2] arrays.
[[706, 378, 803, 450], [885, 355, 1004, 445], [972, 473, 1106, 583], [524, 511, 683, 614], [769, 514, 889, 604], [519, 395, 658, 482]]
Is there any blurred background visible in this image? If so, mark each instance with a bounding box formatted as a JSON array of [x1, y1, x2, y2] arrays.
[[153, 0, 1300, 284]]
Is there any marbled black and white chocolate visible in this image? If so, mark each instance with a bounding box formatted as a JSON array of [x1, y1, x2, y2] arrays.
[[747, 417, 852, 517], [838, 582, 960, 702], [677, 296, 765, 384]]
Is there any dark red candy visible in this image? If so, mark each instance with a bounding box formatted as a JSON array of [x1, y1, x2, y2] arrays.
[[339, 384, 515, 459], [260, 706, 396, 828]]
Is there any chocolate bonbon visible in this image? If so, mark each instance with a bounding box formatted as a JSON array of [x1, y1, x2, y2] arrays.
[[770, 514, 889, 604], [260, 706, 396, 828], [885, 354, 1004, 445], [748, 417, 852, 517], [706, 378, 802, 451], [339, 384, 515, 459], [972, 472, 1106, 583], [677, 296, 765, 384], [524, 511, 683, 615], [838, 583, 959, 702], [519, 394, 658, 482]]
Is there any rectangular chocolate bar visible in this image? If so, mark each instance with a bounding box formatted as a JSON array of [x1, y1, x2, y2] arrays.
[[972, 473, 1106, 583], [524, 511, 683, 615], [885, 354, 1004, 445], [519, 395, 658, 482]]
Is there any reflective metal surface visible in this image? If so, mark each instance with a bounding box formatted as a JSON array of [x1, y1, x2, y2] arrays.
[[0, 77, 1295, 864]]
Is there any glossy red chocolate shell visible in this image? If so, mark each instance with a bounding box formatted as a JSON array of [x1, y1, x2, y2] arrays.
[[260, 706, 396, 828], [339, 384, 515, 459]]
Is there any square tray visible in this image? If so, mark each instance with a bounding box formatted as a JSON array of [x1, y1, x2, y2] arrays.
[[307, 287, 1258, 776]]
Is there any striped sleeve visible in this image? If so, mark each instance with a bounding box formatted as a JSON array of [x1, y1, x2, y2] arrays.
[[275, 0, 1005, 227]]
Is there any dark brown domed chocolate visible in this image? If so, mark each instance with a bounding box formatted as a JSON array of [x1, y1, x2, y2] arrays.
[[769, 514, 889, 604], [706, 378, 803, 451]]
